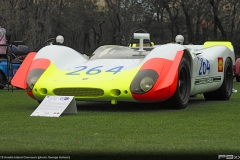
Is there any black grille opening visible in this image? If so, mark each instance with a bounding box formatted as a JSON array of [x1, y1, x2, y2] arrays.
[[53, 88, 104, 97]]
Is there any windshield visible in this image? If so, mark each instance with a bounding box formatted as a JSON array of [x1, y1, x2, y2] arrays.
[[90, 45, 152, 59]]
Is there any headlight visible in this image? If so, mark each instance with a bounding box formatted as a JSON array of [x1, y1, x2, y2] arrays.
[[130, 69, 158, 94], [28, 76, 39, 90], [26, 69, 45, 91], [140, 77, 154, 92]]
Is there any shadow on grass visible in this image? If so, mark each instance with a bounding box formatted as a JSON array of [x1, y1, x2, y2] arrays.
[[76, 96, 210, 112], [188, 97, 212, 106], [77, 101, 162, 112]]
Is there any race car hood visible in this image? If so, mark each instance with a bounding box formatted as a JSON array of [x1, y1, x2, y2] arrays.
[[53, 59, 143, 82], [31, 57, 154, 101]]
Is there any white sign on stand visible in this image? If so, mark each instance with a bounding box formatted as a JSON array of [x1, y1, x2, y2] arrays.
[[31, 96, 78, 117]]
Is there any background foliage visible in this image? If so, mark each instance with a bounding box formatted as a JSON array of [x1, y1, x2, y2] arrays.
[[1, 0, 240, 56]]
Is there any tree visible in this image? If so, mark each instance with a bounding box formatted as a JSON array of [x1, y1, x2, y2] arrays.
[[1, 0, 240, 56], [209, 0, 227, 39]]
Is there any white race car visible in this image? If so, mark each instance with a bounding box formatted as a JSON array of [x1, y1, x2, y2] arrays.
[[11, 33, 238, 109]]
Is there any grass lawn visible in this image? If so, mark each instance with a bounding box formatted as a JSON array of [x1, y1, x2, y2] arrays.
[[0, 82, 240, 159]]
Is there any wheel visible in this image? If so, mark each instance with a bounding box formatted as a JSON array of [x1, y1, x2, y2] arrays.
[[236, 75, 240, 82], [0, 72, 7, 89], [161, 56, 191, 109], [203, 58, 233, 100]]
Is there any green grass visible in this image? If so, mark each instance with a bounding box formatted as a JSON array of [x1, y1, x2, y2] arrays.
[[1, 82, 240, 159]]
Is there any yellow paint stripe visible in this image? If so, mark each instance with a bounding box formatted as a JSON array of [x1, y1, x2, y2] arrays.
[[203, 41, 233, 50]]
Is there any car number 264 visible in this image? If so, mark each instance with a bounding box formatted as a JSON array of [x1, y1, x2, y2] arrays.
[[198, 57, 210, 75], [66, 66, 124, 75]]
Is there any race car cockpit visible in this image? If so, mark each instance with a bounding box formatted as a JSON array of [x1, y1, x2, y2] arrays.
[[90, 32, 154, 60]]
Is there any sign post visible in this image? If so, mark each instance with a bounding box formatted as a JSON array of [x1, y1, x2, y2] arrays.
[[31, 96, 78, 117]]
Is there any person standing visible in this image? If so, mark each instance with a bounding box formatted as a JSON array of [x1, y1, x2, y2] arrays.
[[0, 26, 7, 57]]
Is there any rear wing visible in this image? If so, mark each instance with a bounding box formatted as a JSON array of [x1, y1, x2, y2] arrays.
[[203, 41, 234, 51]]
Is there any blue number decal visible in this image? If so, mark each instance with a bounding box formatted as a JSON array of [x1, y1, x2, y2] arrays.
[[86, 66, 103, 75], [206, 59, 210, 74], [66, 66, 87, 75], [198, 58, 203, 75], [198, 58, 210, 75], [66, 66, 124, 75], [202, 61, 206, 75], [106, 66, 124, 74]]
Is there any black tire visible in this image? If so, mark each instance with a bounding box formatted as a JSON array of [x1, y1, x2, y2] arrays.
[[0, 72, 7, 89], [236, 75, 240, 82], [161, 57, 191, 109], [203, 58, 233, 100]]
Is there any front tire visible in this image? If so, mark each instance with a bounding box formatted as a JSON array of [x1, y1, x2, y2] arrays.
[[203, 58, 233, 100], [163, 57, 191, 109]]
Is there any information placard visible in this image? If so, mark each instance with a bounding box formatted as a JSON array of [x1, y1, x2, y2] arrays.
[[30, 96, 78, 117]]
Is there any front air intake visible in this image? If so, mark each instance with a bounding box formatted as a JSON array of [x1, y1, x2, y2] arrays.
[[53, 88, 104, 97]]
